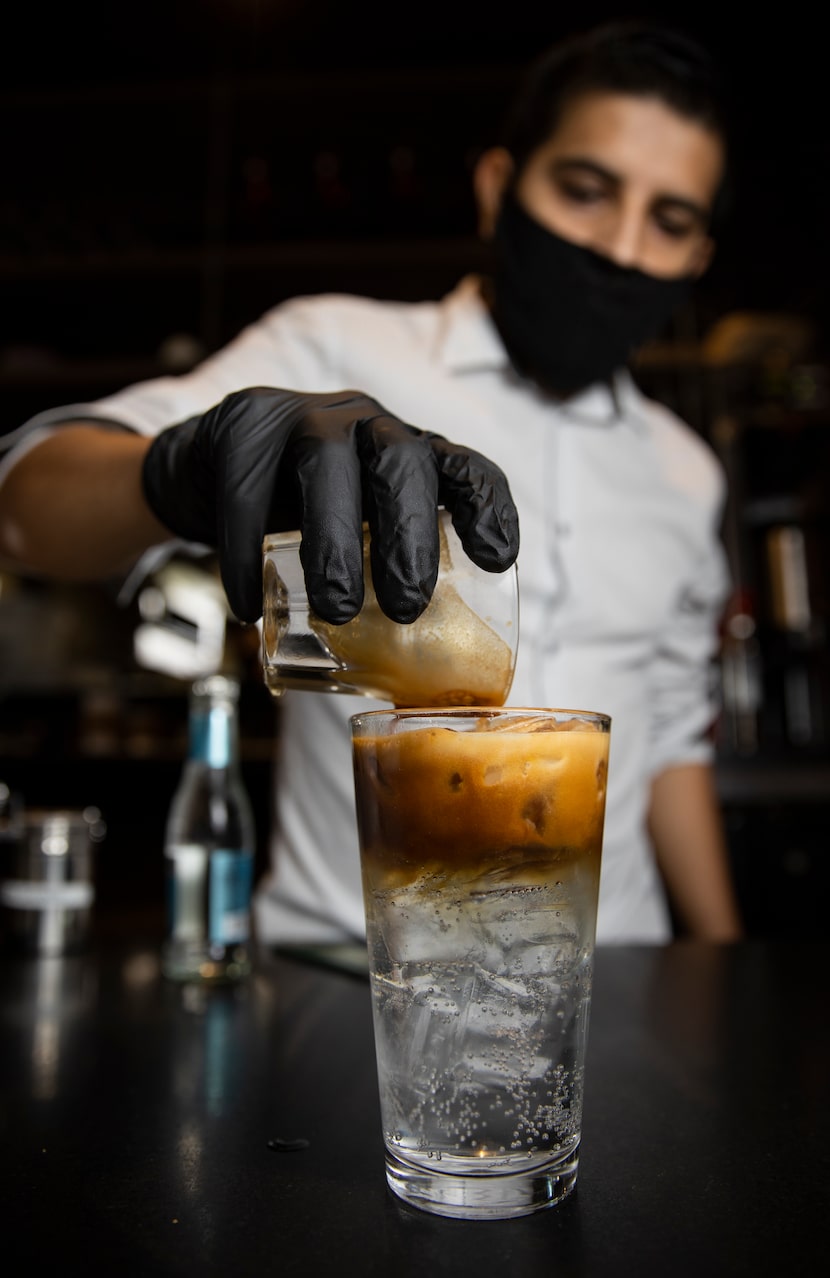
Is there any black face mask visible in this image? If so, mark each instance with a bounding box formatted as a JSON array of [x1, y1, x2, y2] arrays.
[[488, 194, 695, 397]]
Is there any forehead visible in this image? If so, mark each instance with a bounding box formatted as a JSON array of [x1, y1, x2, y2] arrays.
[[528, 90, 725, 206]]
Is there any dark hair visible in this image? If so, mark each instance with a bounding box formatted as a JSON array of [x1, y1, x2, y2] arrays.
[[497, 20, 731, 223]]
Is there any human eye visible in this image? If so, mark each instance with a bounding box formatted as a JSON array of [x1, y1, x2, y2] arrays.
[[655, 218, 694, 239], [557, 177, 606, 205], [653, 206, 702, 239]]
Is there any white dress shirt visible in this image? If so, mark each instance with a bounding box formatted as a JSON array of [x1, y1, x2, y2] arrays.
[[0, 276, 730, 943]]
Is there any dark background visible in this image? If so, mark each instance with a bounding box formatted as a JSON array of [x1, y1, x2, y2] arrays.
[[3, 0, 830, 373]]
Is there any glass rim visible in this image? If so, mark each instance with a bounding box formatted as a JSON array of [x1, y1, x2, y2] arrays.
[[350, 706, 611, 732], [263, 524, 372, 554], [262, 529, 305, 552], [263, 508, 462, 554], [20, 808, 100, 825], [191, 673, 240, 698]]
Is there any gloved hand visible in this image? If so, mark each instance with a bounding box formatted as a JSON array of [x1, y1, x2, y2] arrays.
[[141, 387, 519, 625]]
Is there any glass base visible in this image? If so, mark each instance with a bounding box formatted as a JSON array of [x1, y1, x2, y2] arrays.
[[384, 1145, 579, 1220], [161, 939, 252, 985]]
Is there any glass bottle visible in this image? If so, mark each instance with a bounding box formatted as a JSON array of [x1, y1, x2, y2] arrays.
[[162, 675, 256, 983], [719, 589, 763, 756]]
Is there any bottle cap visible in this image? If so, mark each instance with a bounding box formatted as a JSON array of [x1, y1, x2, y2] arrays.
[[192, 674, 240, 700]]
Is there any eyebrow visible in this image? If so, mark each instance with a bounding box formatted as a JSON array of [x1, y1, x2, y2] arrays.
[[550, 157, 711, 224]]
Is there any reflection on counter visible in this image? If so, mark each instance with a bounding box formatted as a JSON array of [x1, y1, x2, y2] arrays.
[[9, 953, 100, 1103]]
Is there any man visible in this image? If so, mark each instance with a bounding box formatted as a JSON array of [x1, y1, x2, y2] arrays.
[[0, 21, 743, 945]]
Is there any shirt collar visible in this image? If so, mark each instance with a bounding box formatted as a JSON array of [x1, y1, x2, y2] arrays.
[[435, 275, 510, 373], [435, 275, 648, 431]]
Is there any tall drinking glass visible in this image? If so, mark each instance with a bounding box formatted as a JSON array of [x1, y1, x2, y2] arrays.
[[350, 706, 610, 1219]]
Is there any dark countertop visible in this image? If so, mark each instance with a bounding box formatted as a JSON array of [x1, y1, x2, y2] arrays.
[[1, 936, 827, 1277]]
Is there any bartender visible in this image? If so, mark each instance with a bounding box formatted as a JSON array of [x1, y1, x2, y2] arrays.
[[0, 20, 744, 946]]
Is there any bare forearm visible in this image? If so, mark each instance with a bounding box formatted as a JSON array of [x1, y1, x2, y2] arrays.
[[648, 762, 744, 942], [0, 424, 171, 580]]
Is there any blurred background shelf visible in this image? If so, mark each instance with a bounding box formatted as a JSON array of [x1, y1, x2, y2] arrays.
[[716, 761, 830, 804]]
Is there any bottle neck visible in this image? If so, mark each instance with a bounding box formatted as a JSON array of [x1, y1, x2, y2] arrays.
[[187, 678, 241, 769]]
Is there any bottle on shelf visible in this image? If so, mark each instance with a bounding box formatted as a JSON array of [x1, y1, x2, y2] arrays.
[[0, 780, 20, 829], [162, 674, 256, 984], [765, 524, 813, 636], [718, 588, 764, 756], [0, 780, 23, 854], [764, 522, 827, 750]]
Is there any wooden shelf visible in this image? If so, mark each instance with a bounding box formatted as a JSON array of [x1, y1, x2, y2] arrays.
[[716, 759, 830, 804], [0, 236, 486, 282], [0, 357, 174, 389]]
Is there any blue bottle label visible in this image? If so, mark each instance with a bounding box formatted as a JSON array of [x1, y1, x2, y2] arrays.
[[190, 708, 233, 768], [209, 849, 254, 944]]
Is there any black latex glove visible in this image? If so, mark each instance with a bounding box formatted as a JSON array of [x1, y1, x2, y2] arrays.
[[141, 387, 519, 625]]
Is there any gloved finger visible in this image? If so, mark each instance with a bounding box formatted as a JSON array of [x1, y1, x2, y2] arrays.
[[295, 432, 366, 624], [429, 436, 520, 572], [211, 395, 291, 623], [141, 414, 210, 542], [358, 416, 441, 623]]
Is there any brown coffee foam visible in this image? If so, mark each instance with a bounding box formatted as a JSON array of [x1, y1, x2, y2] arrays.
[[316, 580, 514, 707], [354, 725, 608, 882]]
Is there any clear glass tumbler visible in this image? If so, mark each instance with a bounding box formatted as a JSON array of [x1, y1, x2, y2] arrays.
[[0, 809, 105, 955], [262, 509, 518, 707], [350, 706, 611, 1219]]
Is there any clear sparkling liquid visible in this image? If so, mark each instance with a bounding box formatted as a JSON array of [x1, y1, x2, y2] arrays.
[[366, 875, 593, 1175]]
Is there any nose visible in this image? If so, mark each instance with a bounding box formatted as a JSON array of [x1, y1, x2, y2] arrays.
[[590, 207, 646, 271]]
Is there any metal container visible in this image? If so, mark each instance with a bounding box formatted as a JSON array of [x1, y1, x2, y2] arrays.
[[0, 809, 105, 955]]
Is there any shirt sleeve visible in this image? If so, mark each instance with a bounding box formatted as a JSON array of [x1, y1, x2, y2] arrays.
[[0, 297, 347, 598], [646, 478, 732, 777], [0, 293, 343, 486]]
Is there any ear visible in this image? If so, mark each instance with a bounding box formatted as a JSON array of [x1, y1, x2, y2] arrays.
[[689, 235, 716, 279], [473, 147, 515, 239]]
